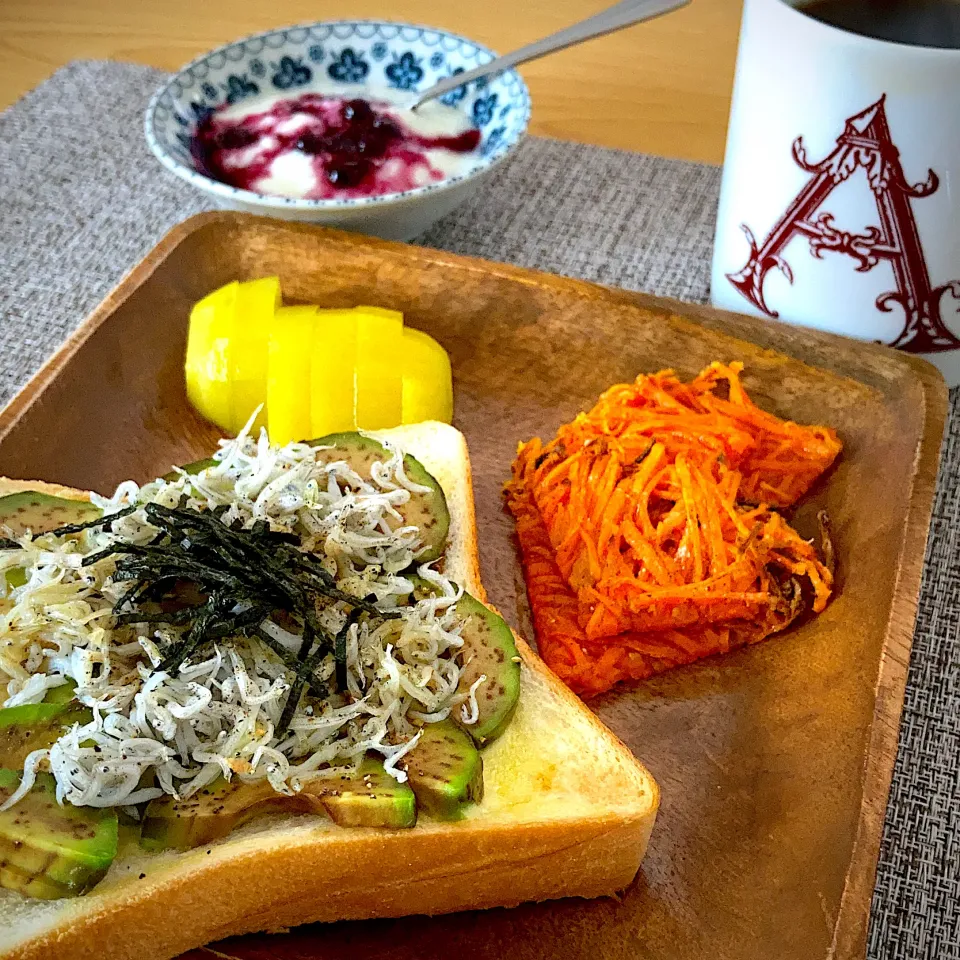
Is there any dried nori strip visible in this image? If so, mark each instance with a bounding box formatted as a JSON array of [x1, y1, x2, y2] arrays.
[[78, 501, 395, 710], [46, 505, 139, 538], [254, 628, 329, 700], [278, 620, 323, 737]]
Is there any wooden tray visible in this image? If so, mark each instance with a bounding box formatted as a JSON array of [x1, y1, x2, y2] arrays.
[[0, 212, 945, 960]]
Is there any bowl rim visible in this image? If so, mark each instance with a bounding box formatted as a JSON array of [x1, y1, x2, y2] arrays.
[[144, 18, 531, 211]]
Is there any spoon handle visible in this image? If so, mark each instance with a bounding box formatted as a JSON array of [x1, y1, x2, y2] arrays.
[[410, 0, 690, 110]]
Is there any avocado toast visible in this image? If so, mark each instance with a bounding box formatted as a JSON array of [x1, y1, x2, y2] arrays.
[[0, 422, 658, 960]]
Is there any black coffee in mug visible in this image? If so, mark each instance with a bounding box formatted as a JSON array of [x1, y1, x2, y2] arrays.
[[800, 0, 960, 47]]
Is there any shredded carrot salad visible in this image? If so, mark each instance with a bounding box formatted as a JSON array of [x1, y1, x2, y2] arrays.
[[504, 362, 841, 698]]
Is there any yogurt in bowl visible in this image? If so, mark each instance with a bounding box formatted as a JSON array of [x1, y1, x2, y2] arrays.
[[193, 89, 481, 200], [145, 21, 531, 239]]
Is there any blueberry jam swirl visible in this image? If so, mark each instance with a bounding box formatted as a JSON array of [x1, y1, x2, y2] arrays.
[[191, 93, 482, 200]]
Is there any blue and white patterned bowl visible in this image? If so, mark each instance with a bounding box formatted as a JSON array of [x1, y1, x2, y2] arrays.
[[145, 21, 531, 239]]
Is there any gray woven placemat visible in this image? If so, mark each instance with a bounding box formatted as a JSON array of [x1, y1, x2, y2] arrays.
[[0, 60, 956, 959]]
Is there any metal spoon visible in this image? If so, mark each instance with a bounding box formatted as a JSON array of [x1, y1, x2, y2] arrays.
[[410, 0, 691, 111]]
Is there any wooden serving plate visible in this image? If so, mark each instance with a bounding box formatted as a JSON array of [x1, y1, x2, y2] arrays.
[[0, 212, 944, 960]]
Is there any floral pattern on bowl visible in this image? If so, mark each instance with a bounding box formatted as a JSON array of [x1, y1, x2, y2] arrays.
[[145, 20, 531, 217], [385, 52, 424, 91]]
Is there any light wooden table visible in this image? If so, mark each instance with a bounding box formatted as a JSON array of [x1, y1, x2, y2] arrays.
[[0, 0, 742, 164]]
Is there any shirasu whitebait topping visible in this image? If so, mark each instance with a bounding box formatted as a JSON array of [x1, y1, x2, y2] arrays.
[[0, 425, 470, 811]]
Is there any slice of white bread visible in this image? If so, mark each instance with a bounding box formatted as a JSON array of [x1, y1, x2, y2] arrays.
[[0, 422, 659, 960]]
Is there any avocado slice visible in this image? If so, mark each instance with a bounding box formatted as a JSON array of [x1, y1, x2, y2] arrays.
[[398, 574, 442, 604], [403, 719, 483, 820], [140, 776, 289, 851], [394, 587, 520, 744], [320, 757, 416, 828], [0, 703, 65, 728], [397, 585, 520, 744], [0, 699, 93, 770], [0, 491, 101, 538], [0, 493, 101, 589], [454, 594, 522, 744], [116, 808, 143, 850], [161, 457, 217, 482], [0, 769, 118, 899], [42, 680, 79, 706], [141, 756, 416, 851], [308, 432, 450, 562]]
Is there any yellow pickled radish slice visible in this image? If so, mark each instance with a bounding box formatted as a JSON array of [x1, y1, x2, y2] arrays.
[[354, 306, 403, 429], [267, 305, 318, 446], [184, 280, 238, 432], [230, 276, 281, 434], [401, 328, 453, 424], [310, 309, 359, 436]]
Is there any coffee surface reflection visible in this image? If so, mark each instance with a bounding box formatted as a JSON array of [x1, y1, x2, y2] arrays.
[[800, 0, 960, 48]]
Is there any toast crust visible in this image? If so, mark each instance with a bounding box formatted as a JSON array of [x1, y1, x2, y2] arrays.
[[0, 426, 659, 960], [3, 811, 655, 960]]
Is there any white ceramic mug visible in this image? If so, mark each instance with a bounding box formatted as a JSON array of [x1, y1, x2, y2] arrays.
[[711, 0, 960, 384]]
